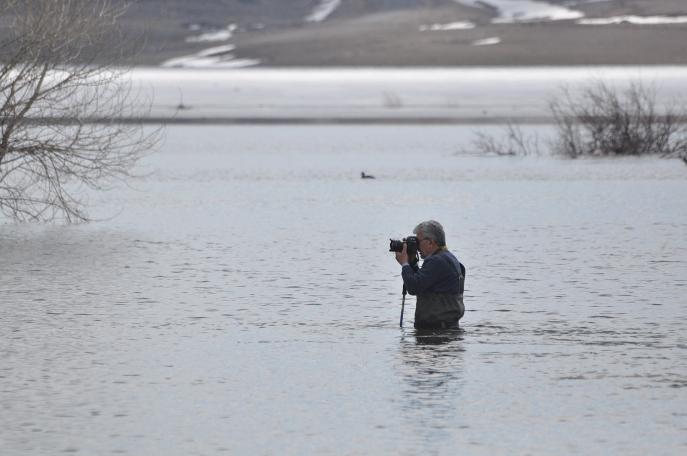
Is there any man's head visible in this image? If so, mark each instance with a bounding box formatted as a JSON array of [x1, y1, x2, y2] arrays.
[[413, 220, 446, 258]]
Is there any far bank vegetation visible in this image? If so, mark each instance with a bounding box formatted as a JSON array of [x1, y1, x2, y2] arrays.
[[474, 81, 687, 160]]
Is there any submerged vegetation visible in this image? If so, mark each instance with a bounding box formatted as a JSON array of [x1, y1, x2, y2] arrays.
[[471, 123, 543, 157], [473, 81, 687, 160]]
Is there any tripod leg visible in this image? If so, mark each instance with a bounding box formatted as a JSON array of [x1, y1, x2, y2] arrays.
[[400, 295, 405, 328], [400, 284, 407, 328]]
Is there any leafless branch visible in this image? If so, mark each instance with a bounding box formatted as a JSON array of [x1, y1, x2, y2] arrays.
[[0, 0, 159, 222]]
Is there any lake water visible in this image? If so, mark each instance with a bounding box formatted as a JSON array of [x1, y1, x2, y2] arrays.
[[1, 125, 686, 455]]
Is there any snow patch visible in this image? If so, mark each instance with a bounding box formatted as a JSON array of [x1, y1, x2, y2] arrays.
[[196, 45, 236, 57], [306, 0, 341, 23], [162, 45, 260, 69], [472, 37, 501, 46], [419, 21, 476, 31], [162, 57, 261, 69], [454, 1, 583, 23], [186, 24, 237, 43], [578, 15, 687, 25]]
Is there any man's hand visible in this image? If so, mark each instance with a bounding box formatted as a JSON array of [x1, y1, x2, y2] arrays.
[[395, 242, 409, 265]]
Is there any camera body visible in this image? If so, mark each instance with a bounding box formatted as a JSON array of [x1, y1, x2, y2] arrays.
[[389, 235, 419, 259]]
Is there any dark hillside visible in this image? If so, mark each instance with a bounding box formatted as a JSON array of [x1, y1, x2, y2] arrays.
[[1, 0, 686, 66]]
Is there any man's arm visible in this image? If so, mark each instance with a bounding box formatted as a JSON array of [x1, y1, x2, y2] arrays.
[[401, 256, 442, 294]]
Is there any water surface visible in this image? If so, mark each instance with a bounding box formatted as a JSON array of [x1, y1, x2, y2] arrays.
[[1, 125, 686, 455]]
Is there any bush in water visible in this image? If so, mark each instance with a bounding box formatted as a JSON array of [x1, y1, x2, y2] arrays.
[[550, 80, 687, 159], [472, 81, 687, 161]]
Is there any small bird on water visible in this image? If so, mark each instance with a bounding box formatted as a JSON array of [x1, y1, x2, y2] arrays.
[[361, 171, 375, 179]]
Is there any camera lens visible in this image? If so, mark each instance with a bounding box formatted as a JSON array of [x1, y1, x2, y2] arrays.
[[389, 239, 403, 252]]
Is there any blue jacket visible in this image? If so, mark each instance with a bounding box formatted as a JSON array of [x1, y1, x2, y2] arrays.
[[401, 249, 466, 327], [401, 249, 465, 296]]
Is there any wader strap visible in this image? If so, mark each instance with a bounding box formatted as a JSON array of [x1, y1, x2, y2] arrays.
[[440, 253, 466, 295]]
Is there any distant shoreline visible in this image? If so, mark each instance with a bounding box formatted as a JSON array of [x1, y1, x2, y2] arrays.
[[34, 66, 687, 126], [24, 116, 556, 125], [25, 115, 687, 125]]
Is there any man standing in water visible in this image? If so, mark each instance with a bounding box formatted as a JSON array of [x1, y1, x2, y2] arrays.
[[394, 220, 466, 329]]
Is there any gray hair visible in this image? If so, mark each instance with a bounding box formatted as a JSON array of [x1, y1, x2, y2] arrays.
[[413, 220, 446, 246]]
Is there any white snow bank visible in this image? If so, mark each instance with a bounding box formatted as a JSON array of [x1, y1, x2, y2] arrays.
[[305, 0, 341, 23], [454, 0, 583, 23], [419, 21, 476, 31], [162, 45, 259, 69], [162, 57, 261, 69], [196, 45, 236, 57], [472, 37, 501, 46], [186, 24, 237, 43], [578, 15, 687, 25]]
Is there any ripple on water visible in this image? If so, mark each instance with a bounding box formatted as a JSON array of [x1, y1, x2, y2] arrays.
[[1, 126, 686, 455]]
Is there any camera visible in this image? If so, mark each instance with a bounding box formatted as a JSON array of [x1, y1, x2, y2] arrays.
[[389, 235, 418, 258]]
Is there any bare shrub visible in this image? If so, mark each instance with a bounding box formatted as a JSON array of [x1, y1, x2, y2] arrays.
[[472, 81, 687, 161], [471, 123, 543, 156], [382, 91, 403, 109], [0, 0, 158, 222], [550, 80, 687, 158]]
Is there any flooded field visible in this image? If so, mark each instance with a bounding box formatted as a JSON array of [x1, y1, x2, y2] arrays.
[[1, 125, 686, 455]]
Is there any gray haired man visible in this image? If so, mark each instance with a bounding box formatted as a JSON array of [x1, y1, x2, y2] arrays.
[[394, 220, 466, 329]]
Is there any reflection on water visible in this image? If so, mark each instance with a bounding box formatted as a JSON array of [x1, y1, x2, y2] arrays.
[[397, 330, 465, 452], [1, 125, 686, 455]]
